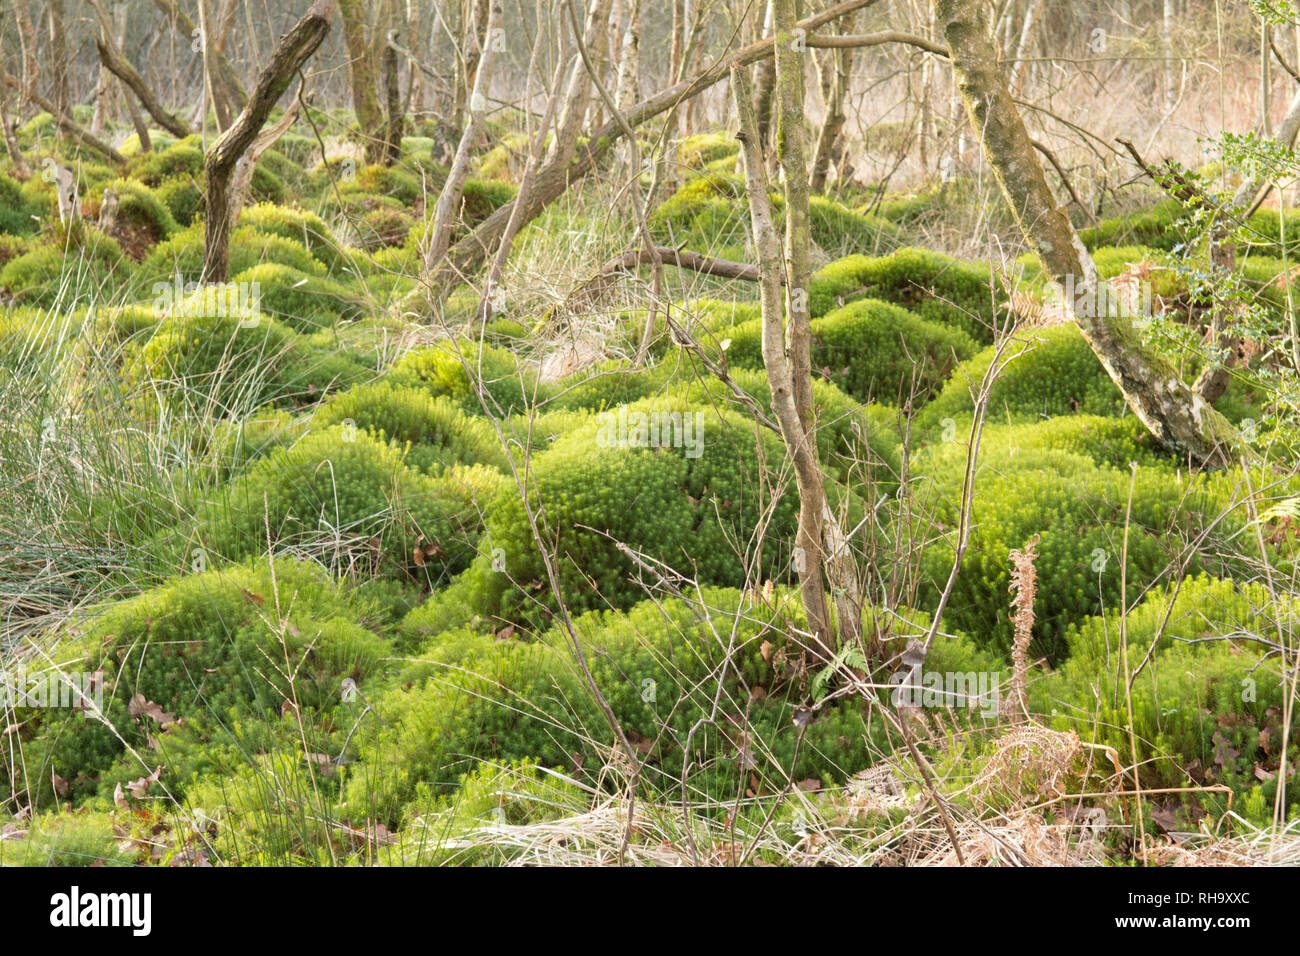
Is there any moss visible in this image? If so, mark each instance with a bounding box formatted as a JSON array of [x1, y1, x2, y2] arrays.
[[915, 325, 1126, 437], [1035, 576, 1299, 804], [193, 426, 503, 579], [0, 172, 41, 236], [141, 222, 327, 285], [231, 262, 360, 332], [89, 178, 180, 245], [0, 232, 134, 307], [153, 176, 204, 227], [915, 428, 1250, 664], [705, 297, 976, 407], [679, 132, 740, 169], [2, 559, 387, 810], [809, 247, 1005, 339], [313, 381, 510, 473], [238, 203, 345, 270], [349, 587, 886, 824], [472, 397, 801, 623], [387, 338, 540, 415], [1078, 199, 1186, 252]]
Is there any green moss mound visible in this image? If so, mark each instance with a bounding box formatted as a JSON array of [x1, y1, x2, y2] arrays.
[[471, 397, 801, 622], [192, 427, 502, 579], [387, 338, 540, 414], [0, 559, 387, 810], [707, 297, 976, 407], [916, 428, 1251, 664], [810, 247, 1005, 340], [232, 263, 360, 332], [1035, 576, 1299, 807], [313, 381, 510, 473]]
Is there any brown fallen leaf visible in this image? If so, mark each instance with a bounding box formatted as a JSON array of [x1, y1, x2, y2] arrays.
[[126, 766, 163, 800], [128, 693, 176, 728]]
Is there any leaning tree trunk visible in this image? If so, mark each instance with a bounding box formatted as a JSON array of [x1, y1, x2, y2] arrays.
[[936, 0, 1244, 467], [427, 0, 872, 295], [810, 8, 857, 193], [202, 0, 334, 284], [89, 0, 192, 139], [421, 1, 502, 277]]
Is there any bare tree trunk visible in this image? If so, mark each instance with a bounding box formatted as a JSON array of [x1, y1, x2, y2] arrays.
[[936, 0, 1243, 467], [0, 86, 30, 177], [202, 0, 334, 284], [198, 0, 235, 131], [153, 0, 248, 112], [810, 8, 857, 192], [230, 86, 303, 226], [47, 1, 70, 121], [382, 24, 405, 165], [1161, 0, 1176, 111], [407, 0, 426, 113], [90, 0, 193, 139], [429, 0, 874, 292], [421, 1, 502, 276], [10, 0, 38, 108], [613, 0, 640, 175], [338, 0, 388, 163], [476, 15, 570, 327], [1007, 0, 1041, 92], [753, 0, 776, 162]]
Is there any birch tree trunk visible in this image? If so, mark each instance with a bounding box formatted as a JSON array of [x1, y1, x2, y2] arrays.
[[936, 0, 1244, 467]]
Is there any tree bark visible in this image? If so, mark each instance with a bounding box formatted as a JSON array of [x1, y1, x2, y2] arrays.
[[89, 0, 192, 139], [427, 0, 878, 295], [810, 9, 857, 193], [421, 1, 502, 275], [382, 27, 405, 165], [46, 1, 70, 121], [202, 0, 334, 284], [936, 0, 1243, 467], [338, 0, 387, 163]]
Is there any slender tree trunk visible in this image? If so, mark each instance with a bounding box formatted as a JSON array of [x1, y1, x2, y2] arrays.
[[422, 1, 503, 276], [936, 0, 1243, 467], [753, 0, 777, 163], [810, 9, 857, 193], [153, 0, 247, 112], [382, 24, 405, 165], [90, 0, 192, 139], [477, 14, 570, 327], [0, 86, 30, 177], [429, 0, 874, 291], [47, 1, 70, 121], [339, 0, 387, 163], [407, 0, 426, 113], [202, 0, 334, 284]]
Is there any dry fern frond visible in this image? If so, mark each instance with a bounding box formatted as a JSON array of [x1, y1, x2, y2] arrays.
[[1004, 535, 1039, 723], [973, 724, 1082, 810]]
